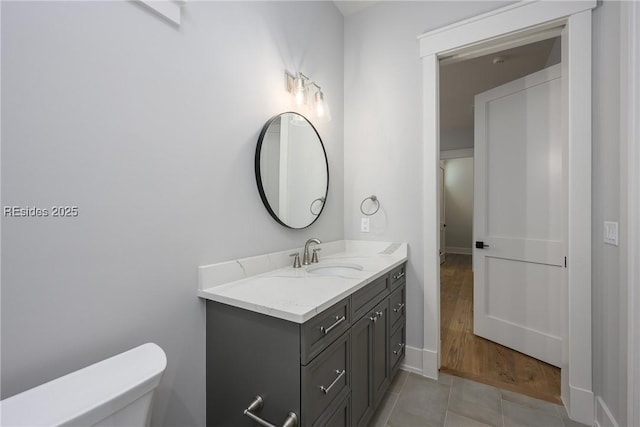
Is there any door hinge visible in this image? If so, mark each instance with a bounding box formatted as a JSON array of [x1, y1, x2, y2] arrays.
[[564, 256, 567, 268]]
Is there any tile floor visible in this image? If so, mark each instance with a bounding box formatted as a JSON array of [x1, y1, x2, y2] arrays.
[[369, 370, 591, 427]]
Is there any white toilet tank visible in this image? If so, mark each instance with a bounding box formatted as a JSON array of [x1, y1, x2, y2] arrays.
[[0, 343, 167, 427]]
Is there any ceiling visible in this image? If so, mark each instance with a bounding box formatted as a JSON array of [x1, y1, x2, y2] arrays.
[[440, 37, 559, 132], [333, 1, 379, 16]]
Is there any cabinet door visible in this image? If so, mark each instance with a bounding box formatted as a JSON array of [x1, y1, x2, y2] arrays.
[[371, 298, 390, 407], [351, 314, 373, 427], [351, 298, 390, 427], [313, 393, 350, 427]]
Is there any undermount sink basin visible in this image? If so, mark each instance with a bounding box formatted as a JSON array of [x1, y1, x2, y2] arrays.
[[306, 263, 363, 276]]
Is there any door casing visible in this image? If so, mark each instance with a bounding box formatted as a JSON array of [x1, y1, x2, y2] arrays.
[[419, 1, 595, 424]]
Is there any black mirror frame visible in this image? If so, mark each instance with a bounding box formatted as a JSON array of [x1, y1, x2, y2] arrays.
[[254, 112, 329, 230]]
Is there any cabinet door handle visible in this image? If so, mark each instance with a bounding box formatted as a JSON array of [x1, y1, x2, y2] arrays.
[[393, 343, 406, 355], [320, 369, 346, 394], [392, 303, 405, 313], [375, 310, 384, 317], [319, 315, 346, 335], [369, 315, 378, 322], [393, 271, 405, 280], [243, 395, 298, 427]]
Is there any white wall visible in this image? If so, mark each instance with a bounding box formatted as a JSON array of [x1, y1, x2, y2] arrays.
[[345, 3, 628, 425], [592, 1, 627, 426], [444, 158, 473, 253], [344, 0, 506, 351], [2, 1, 630, 425], [0, 2, 344, 425]]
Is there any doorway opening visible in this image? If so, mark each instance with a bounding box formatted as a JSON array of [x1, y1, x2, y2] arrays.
[[438, 38, 563, 403], [420, 3, 594, 423]]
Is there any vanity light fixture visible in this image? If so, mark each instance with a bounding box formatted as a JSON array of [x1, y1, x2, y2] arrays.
[[285, 71, 331, 121], [292, 72, 309, 106]]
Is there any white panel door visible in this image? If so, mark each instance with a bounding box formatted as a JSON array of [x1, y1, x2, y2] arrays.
[[473, 64, 564, 367]]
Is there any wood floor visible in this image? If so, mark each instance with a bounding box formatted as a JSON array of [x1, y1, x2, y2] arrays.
[[440, 254, 561, 404]]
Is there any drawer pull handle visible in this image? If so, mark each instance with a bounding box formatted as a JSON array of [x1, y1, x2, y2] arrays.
[[393, 343, 406, 355], [243, 395, 298, 427], [393, 303, 406, 313], [393, 271, 405, 280], [320, 315, 346, 335], [369, 315, 378, 322], [320, 369, 346, 395], [375, 310, 384, 317]]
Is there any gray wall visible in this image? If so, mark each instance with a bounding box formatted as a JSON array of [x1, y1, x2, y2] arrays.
[[444, 158, 473, 252], [0, 2, 344, 425], [441, 127, 474, 151]]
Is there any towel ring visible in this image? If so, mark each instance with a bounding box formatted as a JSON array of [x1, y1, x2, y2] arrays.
[[360, 195, 380, 216], [310, 197, 325, 216]]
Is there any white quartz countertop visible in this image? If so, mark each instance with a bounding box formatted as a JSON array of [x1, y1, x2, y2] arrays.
[[197, 240, 407, 323]]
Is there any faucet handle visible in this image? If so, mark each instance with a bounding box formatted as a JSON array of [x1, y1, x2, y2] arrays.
[[311, 248, 321, 263], [290, 253, 301, 268]]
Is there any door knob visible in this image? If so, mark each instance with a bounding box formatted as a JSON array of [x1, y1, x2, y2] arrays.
[[475, 241, 490, 249]]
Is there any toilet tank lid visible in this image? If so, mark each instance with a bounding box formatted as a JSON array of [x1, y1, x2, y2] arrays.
[[0, 343, 167, 426]]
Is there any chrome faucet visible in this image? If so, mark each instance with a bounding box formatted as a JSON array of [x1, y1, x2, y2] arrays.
[[303, 238, 321, 265]]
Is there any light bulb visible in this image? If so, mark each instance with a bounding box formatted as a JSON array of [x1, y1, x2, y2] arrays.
[[315, 92, 325, 116], [293, 76, 306, 105], [314, 90, 330, 121]]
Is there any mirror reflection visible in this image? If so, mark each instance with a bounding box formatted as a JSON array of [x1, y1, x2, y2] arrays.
[[255, 112, 329, 229]]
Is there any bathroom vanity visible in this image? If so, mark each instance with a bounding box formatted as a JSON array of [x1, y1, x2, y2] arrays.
[[198, 240, 407, 427]]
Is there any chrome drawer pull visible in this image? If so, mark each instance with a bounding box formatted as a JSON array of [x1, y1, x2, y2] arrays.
[[243, 396, 298, 427], [393, 343, 406, 355], [369, 315, 378, 322], [392, 303, 406, 313], [320, 369, 346, 394], [375, 310, 384, 317], [393, 271, 405, 280], [320, 315, 346, 335]]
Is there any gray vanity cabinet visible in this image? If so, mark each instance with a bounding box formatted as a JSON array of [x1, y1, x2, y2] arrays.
[[205, 262, 406, 427]]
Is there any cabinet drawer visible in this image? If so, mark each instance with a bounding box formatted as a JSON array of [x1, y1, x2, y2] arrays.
[[389, 263, 406, 291], [302, 331, 350, 426], [352, 275, 389, 320], [302, 297, 350, 364], [389, 323, 406, 373], [389, 283, 406, 332]]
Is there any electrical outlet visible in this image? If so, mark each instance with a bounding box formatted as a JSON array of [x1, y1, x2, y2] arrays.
[[604, 221, 619, 246], [361, 217, 370, 233]]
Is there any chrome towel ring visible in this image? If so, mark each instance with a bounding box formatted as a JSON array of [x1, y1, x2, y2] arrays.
[[360, 195, 380, 216]]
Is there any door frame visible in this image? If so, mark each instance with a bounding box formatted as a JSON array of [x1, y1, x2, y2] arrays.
[[419, 1, 596, 424]]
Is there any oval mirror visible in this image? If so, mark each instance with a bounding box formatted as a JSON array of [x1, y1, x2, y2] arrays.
[[255, 112, 329, 229]]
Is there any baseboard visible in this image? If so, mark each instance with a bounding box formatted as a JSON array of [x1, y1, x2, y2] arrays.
[[595, 396, 620, 427], [422, 348, 438, 379], [400, 345, 423, 375], [562, 385, 594, 426], [445, 246, 472, 255], [401, 346, 439, 379]]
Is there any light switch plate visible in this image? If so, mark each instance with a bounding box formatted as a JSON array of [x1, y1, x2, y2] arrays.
[[361, 217, 370, 233], [604, 221, 619, 246]]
